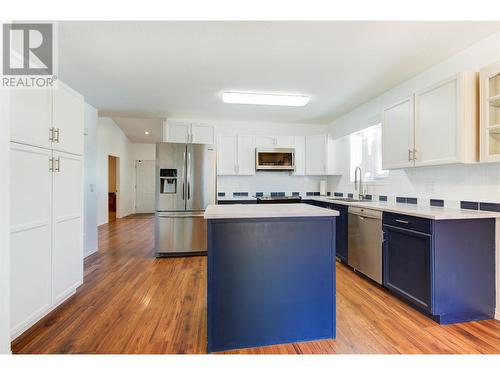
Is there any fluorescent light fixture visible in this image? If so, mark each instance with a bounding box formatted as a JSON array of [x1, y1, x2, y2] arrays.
[[222, 92, 310, 107], [144, 131, 150, 135]]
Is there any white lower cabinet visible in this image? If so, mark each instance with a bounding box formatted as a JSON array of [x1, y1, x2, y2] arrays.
[[10, 143, 52, 337], [52, 152, 83, 305], [10, 143, 83, 339]]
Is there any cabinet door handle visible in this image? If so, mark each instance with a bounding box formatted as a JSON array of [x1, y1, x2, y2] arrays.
[[54, 157, 60, 172], [395, 219, 409, 224], [49, 128, 54, 142], [413, 149, 418, 160], [408, 149, 413, 161], [54, 128, 60, 143], [49, 157, 54, 171]]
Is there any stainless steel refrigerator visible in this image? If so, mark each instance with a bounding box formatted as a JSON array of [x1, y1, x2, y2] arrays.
[[155, 142, 216, 257]]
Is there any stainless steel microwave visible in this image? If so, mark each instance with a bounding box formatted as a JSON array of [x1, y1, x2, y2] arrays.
[[255, 148, 295, 171]]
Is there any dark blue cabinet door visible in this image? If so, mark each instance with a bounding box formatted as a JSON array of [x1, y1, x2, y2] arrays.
[[383, 225, 432, 312], [330, 204, 348, 263]]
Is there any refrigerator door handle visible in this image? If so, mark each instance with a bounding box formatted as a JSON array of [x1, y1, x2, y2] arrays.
[[182, 150, 186, 200], [187, 150, 191, 200]]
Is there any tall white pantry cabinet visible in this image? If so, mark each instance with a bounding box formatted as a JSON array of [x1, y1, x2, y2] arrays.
[[9, 81, 84, 339]]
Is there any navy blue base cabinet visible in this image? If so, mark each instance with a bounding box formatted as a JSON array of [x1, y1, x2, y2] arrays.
[[304, 200, 348, 264], [207, 216, 336, 352], [383, 212, 496, 324]]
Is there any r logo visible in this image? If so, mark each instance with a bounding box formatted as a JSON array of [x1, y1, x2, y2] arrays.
[[2, 23, 53, 75]]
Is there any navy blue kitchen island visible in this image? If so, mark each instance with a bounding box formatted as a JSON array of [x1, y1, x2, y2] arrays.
[[204, 203, 339, 353]]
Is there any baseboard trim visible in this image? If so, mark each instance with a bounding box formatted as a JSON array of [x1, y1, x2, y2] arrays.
[[84, 248, 98, 258], [495, 310, 500, 321]]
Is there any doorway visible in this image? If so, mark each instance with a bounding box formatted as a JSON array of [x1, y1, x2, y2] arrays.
[[108, 155, 119, 222], [135, 160, 156, 213]]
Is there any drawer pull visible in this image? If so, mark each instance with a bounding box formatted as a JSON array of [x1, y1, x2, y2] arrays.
[[395, 219, 409, 224]]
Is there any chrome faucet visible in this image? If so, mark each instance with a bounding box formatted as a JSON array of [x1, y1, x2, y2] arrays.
[[354, 166, 364, 200]]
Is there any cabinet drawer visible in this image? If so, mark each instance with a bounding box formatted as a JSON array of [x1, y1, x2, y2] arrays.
[[383, 212, 432, 234]]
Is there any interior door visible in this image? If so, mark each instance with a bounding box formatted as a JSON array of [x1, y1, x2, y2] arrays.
[[135, 160, 156, 213], [382, 97, 414, 169], [414, 76, 460, 166], [52, 82, 84, 155], [10, 143, 52, 337], [186, 144, 216, 211], [52, 151, 84, 305], [156, 143, 187, 211], [10, 88, 52, 149]]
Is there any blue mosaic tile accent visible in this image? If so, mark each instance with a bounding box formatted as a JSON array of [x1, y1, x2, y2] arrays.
[[406, 197, 418, 205], [270, 192, 285, 197], [396, 197, 407, 203], [334, 192, 343, 197], [313, 192, 320, 196], [461, 201, 479, 210], [364, 194, 372, 200], [306, 192, 314, 196], [292, 192, 300, 196], [255, 192, 263, 197], [479, 202, 500, 212], [430, 199, 444, 207], [217, 192, 225, 197], [379, 195, 387, 202], [347, 193, 354, 198], [233, 192, 248, 197], [327, 192, 331, 196]]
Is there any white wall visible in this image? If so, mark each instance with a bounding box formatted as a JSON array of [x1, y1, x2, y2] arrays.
[[96, 117, 135, 225], [83, 104, 99, 257], [326, 30, 500, 320], [0, 85, 11, 353], [132, 143, 156, 161]]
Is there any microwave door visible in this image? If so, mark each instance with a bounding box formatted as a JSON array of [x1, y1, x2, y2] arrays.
[[156, 143, 187, 212], [186, 143, 216, 211]]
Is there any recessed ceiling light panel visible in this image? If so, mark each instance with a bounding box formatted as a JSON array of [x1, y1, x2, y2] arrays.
[[222, 92, 310, 107]]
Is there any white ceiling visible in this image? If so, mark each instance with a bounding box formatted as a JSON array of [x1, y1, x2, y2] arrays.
[[58, 21, 500, 125], [111, 117, 163, 143]]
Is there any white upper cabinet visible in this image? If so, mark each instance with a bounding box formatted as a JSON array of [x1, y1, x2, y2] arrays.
[[305, 134, 328, 175], [293, 136, 306, 175], [276, 136, 294, 148], [382, 72, 478, 169], [255, 135, 294, 148], [164, 121, 190, 143], [52, 151, 83, 305], [255, 136, 276, 148], [191, 123, 215, 144], [382, 97, 414, 169], [237, 135, 256, 175], [217, 135, 238, 175], [164, 121, 215, 144], [52, 82, 85, 155], [479, 60, 500, 163], [10, 89, 52, 149], [414, 73, 477, 166]]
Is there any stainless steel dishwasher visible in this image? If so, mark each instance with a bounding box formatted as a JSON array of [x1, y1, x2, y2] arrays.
[[348, 206, 383, 284]]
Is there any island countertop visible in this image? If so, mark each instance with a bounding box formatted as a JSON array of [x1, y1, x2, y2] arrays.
[[204, 203, 340, 219]]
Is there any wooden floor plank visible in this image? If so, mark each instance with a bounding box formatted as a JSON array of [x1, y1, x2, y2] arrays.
[[11, 215, 500, 354]]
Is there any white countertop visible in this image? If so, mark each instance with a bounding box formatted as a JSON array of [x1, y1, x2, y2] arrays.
[[204, 203, 339, 219], [310, 197, 500, 220], [217, 196, 257, 201]]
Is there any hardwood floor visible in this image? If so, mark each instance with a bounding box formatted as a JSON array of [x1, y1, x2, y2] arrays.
[[12, 215, 500, 354]]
